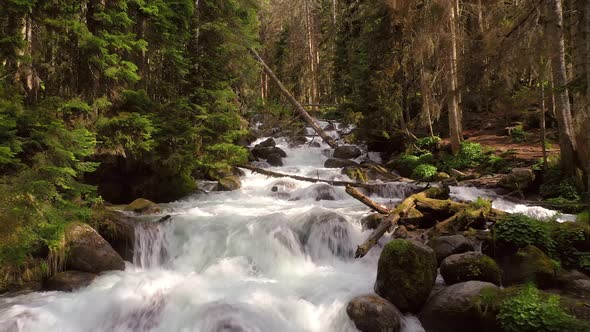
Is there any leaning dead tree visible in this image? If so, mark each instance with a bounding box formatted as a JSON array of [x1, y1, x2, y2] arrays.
[[249, 48, 339, 149], [347, 185, 506, 258]]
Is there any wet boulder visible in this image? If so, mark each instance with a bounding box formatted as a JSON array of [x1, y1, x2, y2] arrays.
[[206, 165, 244, 181], [498, 167, 535, 191], [375, 239, 438, 312], [251, 146, 287, 159], [288, 136, 308, 148], [324, 158, 359, 168], [333, 145, 362, 159], [499, 245, 558, 288], [124, 198, 161, 215], [65, 222, 125, 273], [95, 208, 142, 261], [346, 294, 403, 332], [426, 235, 475, 264], [217, 176, 242, 191], [324, 122, 337, 131], [440, 252, 502, 286], [419, 281, 501, 332], [46, 271, 97, 292], [361, 213, 385, 231], [257, 137, 276, 148], [311, 183, 337, 201], [266, 153, 284, 167], [296, 209, 354, 259], [557, 270, 590, 298], [310, 142, 321, 148]]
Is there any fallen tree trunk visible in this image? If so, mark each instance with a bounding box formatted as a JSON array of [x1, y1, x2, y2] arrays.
[[239, 164, 376, 189], [354, 187, 448, 258], [345, 186, 390, 214], [249, 48, 339, 149]]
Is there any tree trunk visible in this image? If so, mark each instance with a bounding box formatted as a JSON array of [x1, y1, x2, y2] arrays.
[[448, 0, 463, 154], [249, 48, 339, 148], [549, 0, 578, 176], [541, 61, 548, 172]]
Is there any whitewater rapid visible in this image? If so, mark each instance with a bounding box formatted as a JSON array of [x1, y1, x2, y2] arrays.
[[0, 124, 572, 332]]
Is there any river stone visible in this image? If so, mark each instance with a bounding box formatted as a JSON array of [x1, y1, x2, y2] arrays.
[[95, 208, 143, 261], [333, 145, 362, 159], [46, 271, 97, 292], [499, 245, 558, 288], [251, 146, 287, 159], [124, 198, 161, 214], [288, 136, 308, 148], [426, 235, 475, 264], [346, 294, 403, 332], [266, 153, 284, 166], [498, 167, 535, 191], [310, 183, 337, 201], [418, 281, 500, 332], [324, 158, 359, 168], [207, 165, 244, 181], [217, 176, 242, 191], [310, 142, 321, 148], [65, 222, 125, 273], [440, 252, 502, 286], [361, 213, 385, 231], [375, 239, 438, 312], [257, 138, 276, 148]]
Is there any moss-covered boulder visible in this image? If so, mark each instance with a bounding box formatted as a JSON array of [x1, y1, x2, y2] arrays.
[[419, 281, 501, 332], [499, 245, 558, 288], [360, 213, 385, 231], [440, 252, 502, 286], [216, 176, 242, 191], [427, 234, 475, 264], [346, 294, 403, 332], [124, 198, 161, 214], [46, 271, 97, 292], [65, 222, 125, 273], [206, 165, 244, 181], [374, 239, 438, 312]]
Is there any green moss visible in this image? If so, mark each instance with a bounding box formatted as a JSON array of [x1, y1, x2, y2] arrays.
[[441, 253, 502, 285], [411, 164, 438, 181], [344, 167, 369, 183]]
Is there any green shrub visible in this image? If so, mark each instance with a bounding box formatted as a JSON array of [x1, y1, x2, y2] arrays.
[[540, 178, 581, 201], [417, 153, 434, 165], [552, 221, 589, 270], [414, 136, 441, 152], [485, 155, 509, 173], [494, 214, 555, 254], [411, 164, 438, 181], [498, 284, 586, 332], [510, 125, 527, 143], [577, 211, 589, 223], [443, 142, 484, 170]]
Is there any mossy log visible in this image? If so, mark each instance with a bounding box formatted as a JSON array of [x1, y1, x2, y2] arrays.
[[354, 186, 449, 258], [345, 186, 390, 214]]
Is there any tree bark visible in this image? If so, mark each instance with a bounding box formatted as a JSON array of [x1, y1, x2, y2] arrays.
[[448, 0, 463, 154], [249, 48, 339, 148], [345, 186, 390, 214], [549, 0, 578, 176]]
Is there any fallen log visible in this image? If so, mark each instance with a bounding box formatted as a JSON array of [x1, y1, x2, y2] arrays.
[[354, 187, 448, 258], [345, 186, 390, 214], [250, 48, 339, 149], [239, 164, 376, 188]]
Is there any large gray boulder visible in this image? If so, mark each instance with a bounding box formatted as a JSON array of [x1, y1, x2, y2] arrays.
[[333, 145, 362, 159], [251, 146, 287, 159], [440, 252, 502, 286], [375, 239, 438, 312], [65, 222, 125, 273], [46, 271, 97, 292], [257, 138, 276, 148], [346, 294, 403, 332], [419, 281, 500, 332], [266, 153, 284, 166], [324, 158, 359, 168], [427, 234, 475, 264], [124, 198, 161, 215]]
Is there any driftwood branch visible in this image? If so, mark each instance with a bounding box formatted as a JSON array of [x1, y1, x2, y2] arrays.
[[250, 48, 339, 149], [345, 186, 390, 214]]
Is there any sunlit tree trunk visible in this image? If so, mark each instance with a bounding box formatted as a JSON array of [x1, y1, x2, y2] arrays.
[[448, 0, 463, 154], [549, 0, 578, 176]]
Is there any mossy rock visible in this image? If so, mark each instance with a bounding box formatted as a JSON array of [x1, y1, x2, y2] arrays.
[[343, 166, 369, 183], [434, 172, 451, 181], [347, 294, 403, 332], [440, 252, 502, 286], [375, 239, 438, 312], [360, 213, 385, 231], [427, 234, 475, 265], [124, 198, 161, 214], [206, 165, 244, 181], [217, 176, 242, 191], [499, 245, 558, 288], [65, 222, 125, 273]]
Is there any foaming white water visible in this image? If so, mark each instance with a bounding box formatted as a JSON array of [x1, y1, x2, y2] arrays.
[[133, 224, 171, 269], [451, 186, 576, 222]]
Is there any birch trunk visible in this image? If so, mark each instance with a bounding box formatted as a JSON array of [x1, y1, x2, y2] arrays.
[[448, 0, 463, 154]]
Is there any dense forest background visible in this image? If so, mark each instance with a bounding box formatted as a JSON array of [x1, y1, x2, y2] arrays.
[[0, 0, 589, 283]]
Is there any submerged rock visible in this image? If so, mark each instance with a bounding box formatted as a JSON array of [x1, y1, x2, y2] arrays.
[[333, 145, 362, 159], [346, 294, 403, 332], [65, 222, 125, 273], [124, 198, 161, 215], [46, 271, 97, 292], [375, 239, 437, 312], [440, 252, 502, 286], [324, 158, 359, 168], [296, 209, 354, 259], [426, 235, 475, 265], [288, 136, 308, 148], [217, 176, 242, 191], [419, 281, 500, 332]]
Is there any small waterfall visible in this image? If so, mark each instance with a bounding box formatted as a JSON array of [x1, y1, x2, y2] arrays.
[[372, 182, 422, 199], [133, 223, 170, 268]]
